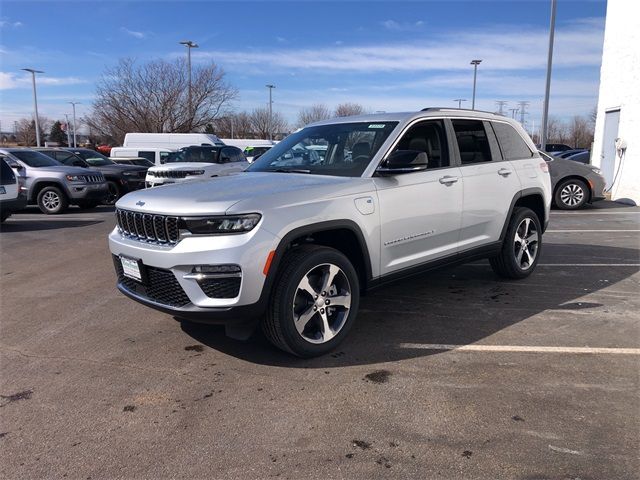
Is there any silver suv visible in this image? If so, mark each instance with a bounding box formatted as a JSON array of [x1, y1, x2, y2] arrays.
[[109, 109, 551, 357]]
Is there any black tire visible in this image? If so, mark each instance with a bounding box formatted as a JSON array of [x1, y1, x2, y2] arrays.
[[490, 207, 542, 279], [554, 178, 589, 210], [37, 186, 69, 214], [103, 181, 121, 205], [262, 245, 360, 357], [77, 201, 99, 210]]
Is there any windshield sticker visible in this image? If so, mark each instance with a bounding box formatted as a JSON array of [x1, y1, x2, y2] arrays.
[[368, 124, 386, 129]]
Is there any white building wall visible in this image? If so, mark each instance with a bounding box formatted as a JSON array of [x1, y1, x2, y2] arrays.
[[591, 0, 640, 204]]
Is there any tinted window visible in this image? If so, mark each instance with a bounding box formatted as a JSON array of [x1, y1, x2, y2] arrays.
[[220, 146, 245, 163], [10, 150, 60, 167], [492, 122, 533, 160], [452, 120, 492, 164], [54, 151, 80, 164], [72, 149, 110, 161], [393, 119, 449, 169], [1, 159, 16, 185], [137, 151, 156, 163]]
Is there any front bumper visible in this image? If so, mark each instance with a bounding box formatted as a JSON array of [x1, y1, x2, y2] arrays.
[[67, 182, 109, 200], [588, 174, 607, 202], [108, 225, 279, 321]]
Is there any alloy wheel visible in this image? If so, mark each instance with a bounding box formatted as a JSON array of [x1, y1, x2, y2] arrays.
[[292, 263, 351, 344], [560, 183, 585, 207], [104, 183, 119, 205], [513, 217, 539, 270], [42, 191, 61, 211]]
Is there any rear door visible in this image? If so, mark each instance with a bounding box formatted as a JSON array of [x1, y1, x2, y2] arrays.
[[451, 118, 522, 251], [0, 158, 19, 200], [375, 119, 463, 274]]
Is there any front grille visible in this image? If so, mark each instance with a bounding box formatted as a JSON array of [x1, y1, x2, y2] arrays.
[[198, 277, 241, 299], [113, 256, 190, 307], [83, 174, 104, 183], [151, 170, 189, 178], [115, 208, 179, 244]]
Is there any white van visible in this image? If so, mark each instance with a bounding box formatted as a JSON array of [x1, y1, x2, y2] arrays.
[[123, 133, 224, 150], [110, 147, 174, 165]]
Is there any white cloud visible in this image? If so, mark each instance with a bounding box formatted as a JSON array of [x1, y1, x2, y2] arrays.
[[121, 27, 145, 39], [0, 18, 23, 28], [381, 19, 425, 31], [0, 72, 87, 90]]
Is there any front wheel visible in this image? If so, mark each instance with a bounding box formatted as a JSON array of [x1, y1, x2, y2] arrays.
[[103, 181, 121, 205], [555, 179, 589, 210], [490, 207, 542, 279], [262, 245, 360, 357], [37, 186, 69, 214]]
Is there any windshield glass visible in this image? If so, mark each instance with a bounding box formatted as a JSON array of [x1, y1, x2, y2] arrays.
[[248, 122, 398, 177], [85, 157, 115, 166], [74, 149, 110, 162], [11, 150, 61, 167]]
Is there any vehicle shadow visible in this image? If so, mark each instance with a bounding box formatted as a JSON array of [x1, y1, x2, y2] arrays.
[[181, 243, 639, 368], [13, 205, 115, 215], [0, 219, 103, 232]]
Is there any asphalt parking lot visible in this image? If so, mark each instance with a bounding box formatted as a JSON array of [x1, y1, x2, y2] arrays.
[[1, 201, 639, 480]]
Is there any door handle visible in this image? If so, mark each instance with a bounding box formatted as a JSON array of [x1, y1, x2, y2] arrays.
[[439, 175, 458, 185], [498, 168, 513, 177]]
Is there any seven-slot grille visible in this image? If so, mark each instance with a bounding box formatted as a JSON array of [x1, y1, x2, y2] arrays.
[[82, 174, 104, 183], [115, 208, 180, 244], [149, 170, 189, 178]]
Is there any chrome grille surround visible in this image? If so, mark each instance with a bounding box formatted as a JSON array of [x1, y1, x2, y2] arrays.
[[115, 208, 180, 244]]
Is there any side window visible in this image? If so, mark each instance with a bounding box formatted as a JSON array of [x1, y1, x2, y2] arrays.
[[492, 122, 534, 160], [220, 147, 244, 163], [451, 119, 492, 165], [159, 151, 171, 164], [138, 151, 156, 163], [1, 158, 16, 185], [392, 119, 449, 169]]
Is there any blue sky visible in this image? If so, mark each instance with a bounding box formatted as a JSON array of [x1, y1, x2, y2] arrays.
[[1, 0, 606, 134]]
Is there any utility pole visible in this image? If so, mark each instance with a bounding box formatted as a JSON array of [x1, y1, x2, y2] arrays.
[[453, 99, 467, 109], [470, 59, 482, 110], [495, 100, 508, 116], [22, 68, 44, 146], [266, 84, 275, 140], [179, 40, 199, 129], [69, 101, 81, 147], [64, 113, 72, 147], [509, 108, 519, 119], [517, 101, 530, 125], [541, 0, 557, 151]]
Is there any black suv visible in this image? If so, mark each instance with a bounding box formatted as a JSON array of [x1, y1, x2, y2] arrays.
[[36, 148, 147, 205]]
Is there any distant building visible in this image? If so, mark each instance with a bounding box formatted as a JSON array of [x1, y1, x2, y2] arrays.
[[591, 0, 640, 204]]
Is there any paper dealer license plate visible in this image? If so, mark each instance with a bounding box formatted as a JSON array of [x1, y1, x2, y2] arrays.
[[120, 255, 142, 281]]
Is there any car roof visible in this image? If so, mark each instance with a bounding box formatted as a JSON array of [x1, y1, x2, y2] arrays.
[[308, 108, 518, 128]]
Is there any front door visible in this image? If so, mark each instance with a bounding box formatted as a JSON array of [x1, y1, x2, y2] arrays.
[[601, 108, 620, 188], [374, 119, 463, 275]]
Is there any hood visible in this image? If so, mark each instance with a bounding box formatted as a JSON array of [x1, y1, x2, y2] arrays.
[[150, 162, 214, 171], [116, 171, 372, 215], [551, 157, 594, 174]]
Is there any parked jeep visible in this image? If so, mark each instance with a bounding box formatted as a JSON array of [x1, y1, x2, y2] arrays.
[[109, 109, 551, 357], [0, 148, 108, 214]]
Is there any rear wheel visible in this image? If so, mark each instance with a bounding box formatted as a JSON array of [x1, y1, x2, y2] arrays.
[[37, 186, 68, 214], [555, 179, 589, 210], [490, 207, 541, 279], [262, 245, 360, 357], [103, 181, 121, 205]]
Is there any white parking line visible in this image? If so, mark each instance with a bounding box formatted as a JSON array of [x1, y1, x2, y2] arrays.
[[468, 263, 640, 267], [550, 212, 640, 215], [546, 229, 640, 233], [399, 343, 640, 355], [8, 217, 103, 221]]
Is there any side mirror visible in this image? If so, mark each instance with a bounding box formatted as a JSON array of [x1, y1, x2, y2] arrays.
[[376, 150, 428, 175]]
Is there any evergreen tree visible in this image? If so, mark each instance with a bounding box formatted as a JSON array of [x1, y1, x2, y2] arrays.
[[50, 121, 67, 146]]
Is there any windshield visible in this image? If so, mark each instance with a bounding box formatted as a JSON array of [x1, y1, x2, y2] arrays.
[[74, 149, 110, 162], [11, 150, 61, 167], [248, 122, 398, 177], [133, 158, 154, 167], [85, 157, 115, 166]]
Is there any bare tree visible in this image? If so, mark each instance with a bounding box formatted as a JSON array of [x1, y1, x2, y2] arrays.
[[334, 102, 365, 117], [213, 112, 253, 138], [85, 58, 237, 145], [568, 115, 594, 149], [297, 104, 331, 127], [249, 108, 288, 139], [545, 116, 569, 145], [15, 117, 50, 146]]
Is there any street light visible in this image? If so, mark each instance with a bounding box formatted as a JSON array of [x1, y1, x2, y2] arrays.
[[21, 68, 44, 146], [453, 99, 467, 109], [266, 84, 276, 141], [540, 0, 557, 151], [470, 59, 482, 110], [179, 40, 199, 128], [68, 101, 81, 147]]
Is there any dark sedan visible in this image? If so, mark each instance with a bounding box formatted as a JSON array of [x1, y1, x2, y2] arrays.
[[37, 148, 148, 204], [539, 151, 606, 209]]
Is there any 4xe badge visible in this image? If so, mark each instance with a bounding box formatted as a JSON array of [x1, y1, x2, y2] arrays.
[[136, 201, 145, 206]]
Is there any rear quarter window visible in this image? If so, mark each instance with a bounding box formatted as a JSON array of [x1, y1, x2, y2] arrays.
[[492, 122, 534, 160], [1, 159, 16, 185]]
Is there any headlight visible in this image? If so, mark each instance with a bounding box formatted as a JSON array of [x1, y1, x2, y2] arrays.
[[65, 175, 85, 182], [590, 167, 602, 174], [183, 214, 261, 234], [185, 170, 205, 176]]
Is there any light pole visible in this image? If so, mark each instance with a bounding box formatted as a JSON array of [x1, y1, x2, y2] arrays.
[[470, 59, 482, 110], [22, 68, 44, 146], [179, 40, 199, 128], [453, 99, 467, 109], [266, 84, 275, 140], [64, 113, 72, 147], [68, 101, 81, 147], [540, 0, 557, 151]]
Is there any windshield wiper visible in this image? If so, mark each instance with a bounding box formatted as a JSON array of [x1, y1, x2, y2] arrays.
[[271, 168, 311, 174]]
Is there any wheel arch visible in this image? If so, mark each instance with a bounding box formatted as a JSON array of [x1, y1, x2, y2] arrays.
[[500, 188, 547, 240], [31, 180, 67, 203]]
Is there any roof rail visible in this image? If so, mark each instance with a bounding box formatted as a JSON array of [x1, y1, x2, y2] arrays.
[[420, 107, 500, 115]]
